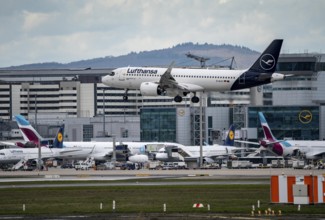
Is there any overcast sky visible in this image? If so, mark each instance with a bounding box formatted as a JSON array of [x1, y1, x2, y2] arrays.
[[0, 0, 324, 67]]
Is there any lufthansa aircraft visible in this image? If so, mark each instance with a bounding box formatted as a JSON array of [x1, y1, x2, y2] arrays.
[[102, 39, 284, 103]]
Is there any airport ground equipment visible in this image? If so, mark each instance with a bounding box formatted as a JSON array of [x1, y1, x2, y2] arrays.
[[270, 175, 325, 204]]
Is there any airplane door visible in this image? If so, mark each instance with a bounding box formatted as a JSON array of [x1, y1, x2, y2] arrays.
[[239, 72, 245, 84]]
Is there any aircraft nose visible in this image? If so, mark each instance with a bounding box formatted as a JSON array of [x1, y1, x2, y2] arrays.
[[102, 75, 110, 85], [102, 70, 116, 85]]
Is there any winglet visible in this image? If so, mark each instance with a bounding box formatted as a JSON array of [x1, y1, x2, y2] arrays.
[[166, 61, 175, 73], [159, 61, 176, 90]]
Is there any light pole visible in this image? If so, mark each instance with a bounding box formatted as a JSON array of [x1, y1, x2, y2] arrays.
[[103, 88, 105, 137], [199, 93, 203, 168]]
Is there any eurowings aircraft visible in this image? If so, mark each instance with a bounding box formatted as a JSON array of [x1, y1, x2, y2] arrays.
[[102, 39, 284, 103], [0, 115, 56, 148], [240, 112, 325, 160], [0, 126, 66, 167], [155, 124, 247, 162]]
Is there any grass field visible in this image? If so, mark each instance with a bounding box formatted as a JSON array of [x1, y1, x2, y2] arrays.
[[0, 182, 324, 217]]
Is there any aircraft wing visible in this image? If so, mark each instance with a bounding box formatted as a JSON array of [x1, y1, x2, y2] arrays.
[[159, 62, 204, 93], [58, 148, 86, 154], [159, 62, 183, 91], [305, 149, 325, 159], [0, 141, 18, 147], [235, 140, 260, 145], [235, 140, 286, 147]]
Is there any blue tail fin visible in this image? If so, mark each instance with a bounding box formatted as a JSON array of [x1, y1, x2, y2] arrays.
[[224, 124, 235, 146], [248, 39, 283, 74], [53, 125, 64, 148]]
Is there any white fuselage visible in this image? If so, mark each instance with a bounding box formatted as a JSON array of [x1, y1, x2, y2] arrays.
[[0, 148, 59, 163], [59, 141, 184, 161], [155, 144, 239, 161], [0, 142, 181, 164], [102, 67, 244, 92], [285, 140, 325, 159], [60, 141, 180, 160]]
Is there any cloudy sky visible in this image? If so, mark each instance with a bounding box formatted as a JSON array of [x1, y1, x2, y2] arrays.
[[0, 0, 324, 67]]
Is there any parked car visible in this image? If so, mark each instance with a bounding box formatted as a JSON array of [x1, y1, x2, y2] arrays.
[[61, 163, 73, 169]]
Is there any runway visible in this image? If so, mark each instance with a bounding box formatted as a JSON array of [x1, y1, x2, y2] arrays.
[[0, 167, 324, 183], [0, 168, 324, 220]]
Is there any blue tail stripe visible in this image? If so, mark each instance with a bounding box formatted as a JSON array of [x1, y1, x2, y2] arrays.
[[15, 115, 30, 126], [258, 112, 267, 124]]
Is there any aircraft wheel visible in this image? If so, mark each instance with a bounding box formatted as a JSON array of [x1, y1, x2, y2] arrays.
[[191, 96, 200, 103], [174, 95, 183, 102]]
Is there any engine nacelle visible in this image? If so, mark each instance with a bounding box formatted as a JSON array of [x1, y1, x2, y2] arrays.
[[140, 82, 164, 96], [271, 73, 285, 82], [128, 154, 149, 163]]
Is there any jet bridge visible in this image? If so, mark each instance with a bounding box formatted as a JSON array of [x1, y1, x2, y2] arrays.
[[164, 146, 188, 162]]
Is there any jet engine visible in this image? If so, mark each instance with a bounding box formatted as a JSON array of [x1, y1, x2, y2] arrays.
[[128, 154, 149, 163], [270, 73, 285, 82], [140, 82, 165, 96]]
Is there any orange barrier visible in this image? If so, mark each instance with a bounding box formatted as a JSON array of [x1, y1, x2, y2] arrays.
[[270, 175, 325, 204]]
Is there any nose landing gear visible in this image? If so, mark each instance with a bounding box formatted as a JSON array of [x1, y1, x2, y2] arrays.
[[123, 89, 129, 101]]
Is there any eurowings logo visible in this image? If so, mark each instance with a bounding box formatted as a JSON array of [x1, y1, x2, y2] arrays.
[[260, 54, 275, 70]]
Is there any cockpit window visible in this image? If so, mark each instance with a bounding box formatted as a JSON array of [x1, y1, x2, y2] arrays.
[[108, 72, 115, 76]]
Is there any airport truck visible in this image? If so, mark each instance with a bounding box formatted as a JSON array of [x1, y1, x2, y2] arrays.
[[292, 160, 305, 169], [74, 161, 93, 170]]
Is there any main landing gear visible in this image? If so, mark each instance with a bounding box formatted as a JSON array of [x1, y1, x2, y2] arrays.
[[174, 95, 183, 103], [191, 96, 199, 103], [174, 93, 200, 103]]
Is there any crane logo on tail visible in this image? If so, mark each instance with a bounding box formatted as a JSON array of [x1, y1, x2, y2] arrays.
[[260, 54, 275, 70]]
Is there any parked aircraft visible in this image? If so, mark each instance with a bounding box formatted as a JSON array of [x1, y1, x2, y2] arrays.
[[0, 126, 66, 169], [102, 39, 284, 103], [155, 124, 246, 162], [14, 114, 183, 162], [241, 112, 325, 160]]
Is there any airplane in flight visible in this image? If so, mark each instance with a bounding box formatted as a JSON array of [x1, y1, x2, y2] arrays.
[[102, 39, 284, 103], [241, 112, 325, 160], [155, 124, 248, 162]]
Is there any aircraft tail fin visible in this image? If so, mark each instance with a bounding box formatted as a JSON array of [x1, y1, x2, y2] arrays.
[[224, 124, 235, 146], [248, 39, 283, 74], [52, 125, 64, 148], [258, 112, 277, 141], [15, 115, 43, 144]]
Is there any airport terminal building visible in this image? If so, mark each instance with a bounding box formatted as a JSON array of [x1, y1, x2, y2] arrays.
[[0, 53, 325, 144]]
